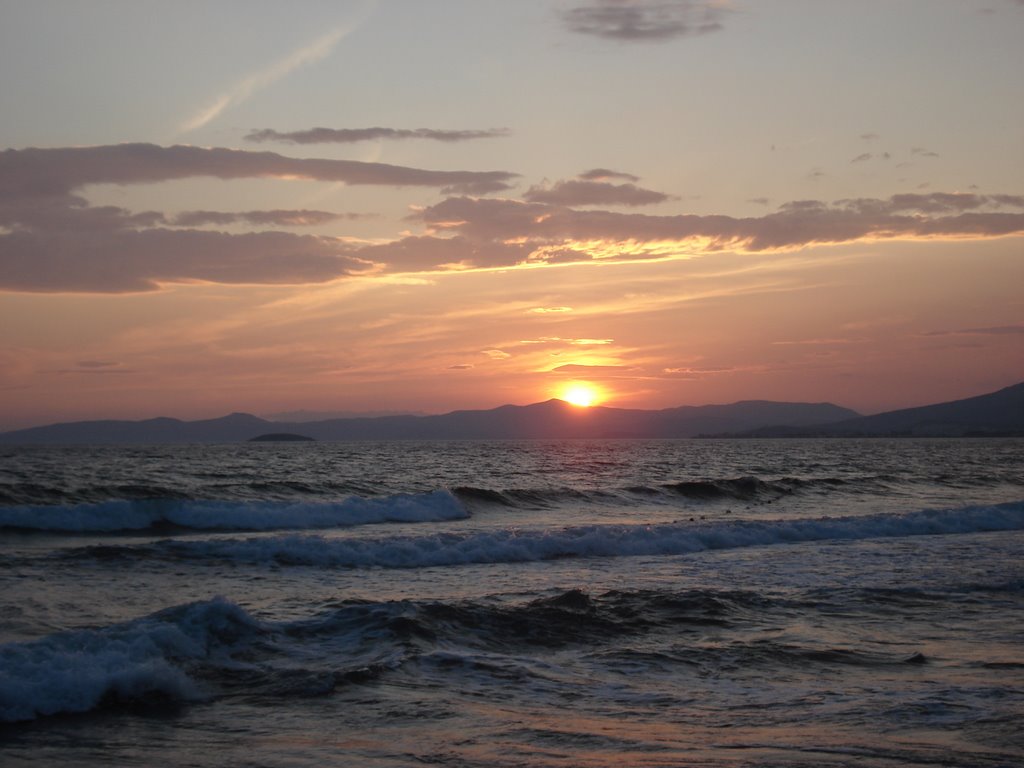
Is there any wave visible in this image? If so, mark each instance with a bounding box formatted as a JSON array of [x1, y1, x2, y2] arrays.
[[662, 475, 855, 500], [8, 573, 1014, 724], [65, 500, 1024, 569], [0, 598, 259, 722], [0, 594, 427, 723], [0, 490, 467, 533], [452, 474, 894, 511]]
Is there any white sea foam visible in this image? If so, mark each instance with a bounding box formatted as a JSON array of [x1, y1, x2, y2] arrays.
[[0, 490, 467, 532], [147, 500, 1024, 569], [0, 598, 258, 722]]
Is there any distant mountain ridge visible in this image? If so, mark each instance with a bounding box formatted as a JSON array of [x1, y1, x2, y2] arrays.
[[721, 382, 1024, 438], [0, 399, 858, 445], [3, 383, 1020, 444]]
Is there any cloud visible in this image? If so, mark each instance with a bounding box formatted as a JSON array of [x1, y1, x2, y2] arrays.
[[578, 168, 640, 182], [54, 367, 136, 375], [524, 178, 671, 207], [530, 306, 574, 314], [358, 235, 532, 271], [834, 192, 1024, 215], [851, 153, 872, 163], [922, 323, 1024, 337], [0, 144, 517, 198], [246, 127, 510, 144], [663, 366, 734, 375], [562, 0, 728, 42], [5, 142, 1022, 293], [911, 147, 941, 158], [772, 338, 866, 346], [0, 228, 369, 293], [549, 363, 632, 373], [520, 336, 612, 347], [409, 192, 1024, 268], [0, 143, 515, 292], [171, 209, 366, 227]]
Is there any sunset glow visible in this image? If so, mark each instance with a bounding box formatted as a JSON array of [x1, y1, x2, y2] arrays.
[[560, 384, 602, 408], [0, 2, 1021, 430]]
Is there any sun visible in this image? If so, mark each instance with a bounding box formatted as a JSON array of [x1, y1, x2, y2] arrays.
[[560, 383, 602, 408]]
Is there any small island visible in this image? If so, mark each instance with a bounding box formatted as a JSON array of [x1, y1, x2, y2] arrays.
[[248, 433, 316, 442]]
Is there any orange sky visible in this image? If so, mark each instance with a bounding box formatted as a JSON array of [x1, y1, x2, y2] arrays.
[[1, 1, 1022, 428]]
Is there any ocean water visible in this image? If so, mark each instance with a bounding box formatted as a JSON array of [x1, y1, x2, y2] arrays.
[[1, 438, 1022, 767]]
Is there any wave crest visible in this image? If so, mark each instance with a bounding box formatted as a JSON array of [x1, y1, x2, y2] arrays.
[[66, 500, 1024, 569], [0, 598, 258, 722], [0, 489, 467, 533]]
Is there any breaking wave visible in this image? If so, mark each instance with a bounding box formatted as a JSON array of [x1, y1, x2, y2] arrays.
[[64, 500, 1024, 569], [0, 598, 259, 722], [3, 585, 950, 723], [0, 490, 467, 533], [451, 474, 896, 510]]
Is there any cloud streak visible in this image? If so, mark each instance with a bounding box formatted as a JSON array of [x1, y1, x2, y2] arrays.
[[180, 24, 356, 133], [923, 323, 1024, 337], [0, 144, 517, 197], [246, 127, 511, 144], [171, 209, 367, 227]]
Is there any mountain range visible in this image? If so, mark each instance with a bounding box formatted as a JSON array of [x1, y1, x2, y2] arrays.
[[0, 400, 856, 445], [0, 382, 1020, 444], [723, 381, 1024, 437]]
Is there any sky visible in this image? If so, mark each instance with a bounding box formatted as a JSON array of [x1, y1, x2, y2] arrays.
[[1, 0, 1023, 429]]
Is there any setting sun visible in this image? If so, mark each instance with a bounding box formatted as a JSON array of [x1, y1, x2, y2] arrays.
[[560, 383, 602, 407]]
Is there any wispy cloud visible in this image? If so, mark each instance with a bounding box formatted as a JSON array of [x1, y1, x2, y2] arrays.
[[922, 323, 1024, 337], [549, 363, 633, 373], [579, 168, 640, 182], [246, 127, 510, 144], [172, 209, 369, 228], [180, 24, 357, 134]]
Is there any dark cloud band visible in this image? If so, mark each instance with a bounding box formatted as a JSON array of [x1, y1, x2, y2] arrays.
[[0, 143, 518, 198], [245, 127, 510, 144]]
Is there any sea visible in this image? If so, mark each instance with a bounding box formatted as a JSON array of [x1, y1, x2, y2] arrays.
[[0, 438, 1022, 767]]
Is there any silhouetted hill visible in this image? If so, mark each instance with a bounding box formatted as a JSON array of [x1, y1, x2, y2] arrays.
[[725, 382, 1024, 437], [248, 433, 315, 442], [0, 399, 858, 444]]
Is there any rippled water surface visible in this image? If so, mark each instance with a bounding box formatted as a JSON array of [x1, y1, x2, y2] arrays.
[[1, 439, 1022, 767]]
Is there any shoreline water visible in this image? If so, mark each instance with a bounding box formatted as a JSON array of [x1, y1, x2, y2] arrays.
[[2, 438, 1022, 766]]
